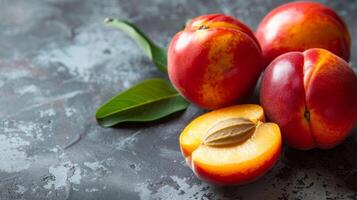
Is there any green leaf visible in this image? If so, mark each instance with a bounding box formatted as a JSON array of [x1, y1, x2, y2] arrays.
[[96, 78, 189, 127], [104, 18, 168, 73]]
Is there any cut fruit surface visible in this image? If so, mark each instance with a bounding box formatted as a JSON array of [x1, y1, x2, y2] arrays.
[[180, 104, 264, 157], [179, 104, 281, 185], [193, 123, 280, 170]]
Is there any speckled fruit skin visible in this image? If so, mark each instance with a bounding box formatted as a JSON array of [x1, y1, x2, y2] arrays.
[[256, 1, 351, 66], [168, 14, 263, 109], [260, 48, 357, 150]]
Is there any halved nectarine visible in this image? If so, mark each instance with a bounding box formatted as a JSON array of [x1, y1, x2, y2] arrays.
[[179, 104, 281, 185]]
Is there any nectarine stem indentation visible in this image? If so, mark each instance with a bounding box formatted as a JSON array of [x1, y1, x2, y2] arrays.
[[198, 25, 209, 30], [304, 107, 310, 121]]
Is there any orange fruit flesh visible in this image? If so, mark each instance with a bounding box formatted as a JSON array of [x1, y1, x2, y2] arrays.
[[179, 104, 281, 185], [193, 123, 281, 183], [180, 104, 265, 157]]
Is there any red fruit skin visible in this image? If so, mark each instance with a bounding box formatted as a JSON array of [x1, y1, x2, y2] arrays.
[[256, 1, 351, 67], [191, 144, 281, 185], [260, 52, 315, 149], [168, 14, 263, 109], [185, 14, 259, 45], [260, 48, 357, 150]]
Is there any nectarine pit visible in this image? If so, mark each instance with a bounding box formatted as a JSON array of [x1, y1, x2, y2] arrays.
[[202, 117, 256, 147]]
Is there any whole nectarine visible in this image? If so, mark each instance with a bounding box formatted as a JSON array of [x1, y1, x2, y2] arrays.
[[168, 14, 263, 109], [260, 48, 357, 150], [256, 1, 351, 66]]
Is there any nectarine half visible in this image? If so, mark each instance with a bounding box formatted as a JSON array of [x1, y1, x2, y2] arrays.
[[179, 104, 281, 185]]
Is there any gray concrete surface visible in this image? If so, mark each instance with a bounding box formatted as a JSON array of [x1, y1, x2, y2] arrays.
[[0, 0, 356, 199]]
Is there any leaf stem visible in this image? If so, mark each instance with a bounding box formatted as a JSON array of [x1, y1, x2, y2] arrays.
[[104, 18, 168, 73]]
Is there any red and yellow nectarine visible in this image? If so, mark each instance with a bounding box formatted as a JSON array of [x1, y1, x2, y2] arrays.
[[168, 14, 263, 109], [180, 104, 282, 185], [256, 1, 351, 66], [260, 48, 357, 150]]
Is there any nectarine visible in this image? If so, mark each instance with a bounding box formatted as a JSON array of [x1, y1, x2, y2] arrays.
[[168, 14, 263, 109], [256, 1, 351, 66], [180, 104, 281, 185], [260, 48, 357, 150]]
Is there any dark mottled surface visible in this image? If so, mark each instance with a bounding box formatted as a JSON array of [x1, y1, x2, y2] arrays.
[[0, 0, 356, 199]]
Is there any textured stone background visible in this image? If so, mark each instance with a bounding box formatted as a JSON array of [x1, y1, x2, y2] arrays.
[[0, 0, 356, 199]]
